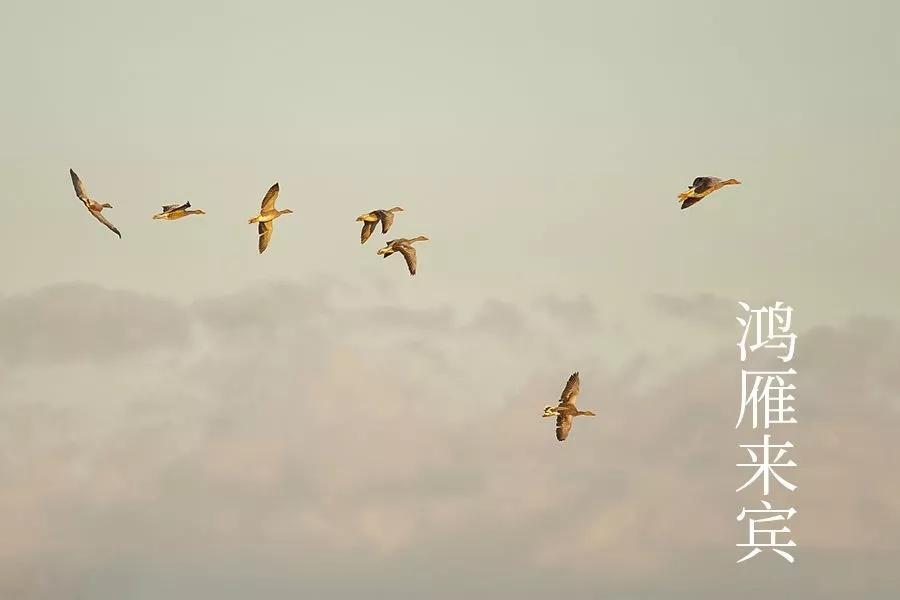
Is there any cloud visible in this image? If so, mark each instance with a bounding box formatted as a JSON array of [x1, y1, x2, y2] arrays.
[[0, 282, 898, 598], [0, 283, 188, 365], [646, 292, 738, 331], [467, 299, 529, 341], [534, 293, 598, 331]]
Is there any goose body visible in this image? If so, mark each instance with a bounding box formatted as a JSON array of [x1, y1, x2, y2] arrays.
[[376, 235, 428, 275], [542, 372, 596, 441], [69, 169, 121, 238], [153, 202, 206, 220], [677, 176, 741, 210], [356, 206, 403, 243], [248, 183, 293, 254]]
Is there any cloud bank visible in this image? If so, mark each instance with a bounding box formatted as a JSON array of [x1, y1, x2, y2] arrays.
[[0, 283, 897, 599]]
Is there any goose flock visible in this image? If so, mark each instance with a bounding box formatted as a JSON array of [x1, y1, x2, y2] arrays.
[[68, 168, 741, 441]]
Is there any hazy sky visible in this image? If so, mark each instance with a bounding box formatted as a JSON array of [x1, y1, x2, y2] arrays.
[[1, 1, 898, 598]]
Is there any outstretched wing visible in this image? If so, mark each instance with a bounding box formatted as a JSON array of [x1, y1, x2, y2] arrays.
[[378, 210, 396, 234], [90, 210, 121, 238], [397, 245, 417, 275], [70, 169, 89, 205], [260, 183, 280, 212], [360, 220, 377, 244], [556, 413, 573, 441], [680, 197, 702, 210], [691, 177, 715, 194], [558, 372, 580, 406], [258, 220, 273, 254], [162, 202, 190, 213]]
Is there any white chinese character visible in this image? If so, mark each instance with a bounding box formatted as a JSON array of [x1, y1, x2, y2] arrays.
[[737, 301, 797, 362], [736, 500, 797, 563], [736, 369, 797, 429], [737, 434, 797, 495]]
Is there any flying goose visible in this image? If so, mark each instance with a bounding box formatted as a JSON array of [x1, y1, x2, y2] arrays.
[[69, 169, 121, 238], [356, 207, 404, 243], [248, 182, 293, 254], [677, 177, 740, 210], [153, 202, 206, 221], [542, 372, 596, 442], [376, 236, 428, 275]]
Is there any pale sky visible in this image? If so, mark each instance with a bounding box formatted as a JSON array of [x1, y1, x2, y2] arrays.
[[1, 1, 898, 598], [2, 0, 899, 319]]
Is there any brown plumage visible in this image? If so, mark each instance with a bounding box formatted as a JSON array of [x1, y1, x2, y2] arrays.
[[677, 176, 741, 210], [248, 183, 293, 254], [541, 372, 596, 442], [69, 169, 121, 238], [153, 202, 206, 220], [376, 235, 429, 275], [356, 207, 404, 243]]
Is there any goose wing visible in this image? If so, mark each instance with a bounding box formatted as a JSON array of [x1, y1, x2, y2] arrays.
[[162, 202, 190, 213], [680, 197, 703, 210], [558, 372, 580, 406], [556, 412, 573, 441], [70, 169, 90, 206], [691, 177, 716, 195], [377, 210, 396, 234], [360, 220, 377, 244], [397, 244, 417, 275], [260, 183, 280, 212], [90, 210, 121, 238], [258, 221, 273, 254]]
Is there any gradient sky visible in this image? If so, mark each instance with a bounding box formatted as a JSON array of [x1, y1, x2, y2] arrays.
[[1, 1, 898, 598]]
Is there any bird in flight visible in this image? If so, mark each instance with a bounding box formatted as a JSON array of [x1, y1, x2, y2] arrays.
[[356, 207, 404, 244], [542, 372, 596, 442], [677, 176, 741, 210], [248, 183, 293, 254], [69, 169, 121, 238], [377, 236, 429, 275], [153, 202, 206, 221]]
